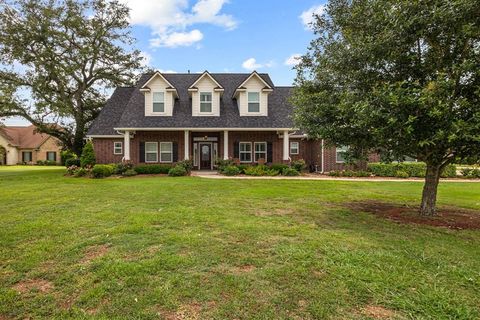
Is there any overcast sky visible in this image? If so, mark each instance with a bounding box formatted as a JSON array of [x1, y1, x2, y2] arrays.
[[5, 0, 326, 126]]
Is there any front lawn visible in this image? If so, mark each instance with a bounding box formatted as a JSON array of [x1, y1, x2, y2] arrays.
[[0, 167, 479, 319]]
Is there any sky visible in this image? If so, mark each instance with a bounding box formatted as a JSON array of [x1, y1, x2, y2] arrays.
[[4, 0, 326, 126]]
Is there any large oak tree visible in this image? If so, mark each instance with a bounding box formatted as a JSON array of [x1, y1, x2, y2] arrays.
[[292, 0, 480, 215], [0, 0, 143, 155]]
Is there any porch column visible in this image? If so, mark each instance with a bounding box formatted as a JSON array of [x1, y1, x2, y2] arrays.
[[223, 130, 229, 160], [184, 130, 190, 160], [282, 130, 289, 161], [124, 130, 130, 161]]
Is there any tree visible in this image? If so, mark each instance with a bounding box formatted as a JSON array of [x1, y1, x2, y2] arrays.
[[292, 0, 480, 216], [0, 0, 143, 155], [80, 141, 95, 168]]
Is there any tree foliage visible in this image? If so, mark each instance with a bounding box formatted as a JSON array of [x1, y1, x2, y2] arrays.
[[80, 141, 96, 168], [292, 0, 480, 215], [0, 0, 143, 155]]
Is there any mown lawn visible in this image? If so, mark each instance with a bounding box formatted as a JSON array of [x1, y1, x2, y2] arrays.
[[0, 166, 479, 319]]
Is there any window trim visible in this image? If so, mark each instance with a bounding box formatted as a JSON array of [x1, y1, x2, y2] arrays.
[[336, 146, 349, 163], [239, 142, 252, 163], [199, 92, 213, 113], [113, 141, 123, 155], [152, 91, 165, 113], [145, 142, 158, 163], [159, 141, 173, 163], [22, 151, 33, 162], [247, 91, 260, 113], [254, 142, 267, 162], [290, 141, 299, 155], [46, 151, 57, 162]]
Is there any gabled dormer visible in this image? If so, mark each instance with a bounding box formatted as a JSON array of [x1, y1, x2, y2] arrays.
[[140, 72, 178, 117], [188, 71, 224, 117], [233, 71, 273, 117]]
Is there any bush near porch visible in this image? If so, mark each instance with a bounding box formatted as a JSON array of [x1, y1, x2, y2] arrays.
[[216, 159, 306, 176], [367, 162, 457, 178]]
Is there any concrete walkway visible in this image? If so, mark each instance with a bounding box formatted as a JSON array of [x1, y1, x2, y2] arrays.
[[190, 171, 480, 182]]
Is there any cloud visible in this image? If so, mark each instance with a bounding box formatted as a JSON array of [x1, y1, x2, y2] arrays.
[[284, 54, 302, 66], [300, 4, 325, 30], [159, 69, 177, 74], [139, 51, 152, 67], [150, 30, 204, 48], [242, 58, 262, 71], [121, 0, 237, 48]]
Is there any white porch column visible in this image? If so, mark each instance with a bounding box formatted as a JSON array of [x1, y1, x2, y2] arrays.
[[184, 130, 190, 160], [282, 130, 289, 161], [223, 130, 229, 160], [124, 130, 131, 161]]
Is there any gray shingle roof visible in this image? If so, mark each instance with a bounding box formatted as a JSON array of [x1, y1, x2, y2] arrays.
[[87, 73, 295, 135]]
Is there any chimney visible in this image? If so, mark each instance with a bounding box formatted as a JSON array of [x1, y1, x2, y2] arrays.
[[188, 69, 190, 74]]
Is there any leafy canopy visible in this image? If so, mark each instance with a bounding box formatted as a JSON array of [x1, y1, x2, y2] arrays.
[[292, 0, 480, 167]]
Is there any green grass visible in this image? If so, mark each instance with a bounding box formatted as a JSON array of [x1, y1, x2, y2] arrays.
[[0, 166, 479, 319]]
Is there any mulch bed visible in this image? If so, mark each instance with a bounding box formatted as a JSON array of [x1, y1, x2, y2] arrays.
[[346, 201, 480, 230]]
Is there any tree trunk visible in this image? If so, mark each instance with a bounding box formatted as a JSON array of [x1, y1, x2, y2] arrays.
[[420, 163, 441, 216], [72, 121, 85, 156]]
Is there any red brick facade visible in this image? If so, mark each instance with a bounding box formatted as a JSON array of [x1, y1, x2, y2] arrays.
[[92, 131, 378, 172]]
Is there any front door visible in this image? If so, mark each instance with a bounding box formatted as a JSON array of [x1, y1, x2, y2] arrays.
[[199, 143, 212, 170]]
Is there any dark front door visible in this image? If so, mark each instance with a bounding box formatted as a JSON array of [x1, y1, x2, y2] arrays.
[[199, 143, 212, 170]]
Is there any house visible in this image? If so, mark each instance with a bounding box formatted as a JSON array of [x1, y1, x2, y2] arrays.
[[87, 71, 379, 171], [0, 125, 62, 165]]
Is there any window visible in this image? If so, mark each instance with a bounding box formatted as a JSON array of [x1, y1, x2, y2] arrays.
[[145, 142, 158, 162], [247, 92, 260, 112], [290, 142, 299, 155], [239, 142, 252, 162], [152, 92, 165, 113], [200, 92, 212, 113], [22, 151, 32, 162], [254, 142, 267, 161], [336, 146, 349, 163], [46, 151, 57, 161], [114, 142, 123, 155], [160, 142, 173, 162]]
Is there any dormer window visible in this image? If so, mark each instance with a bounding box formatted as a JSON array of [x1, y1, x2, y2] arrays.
[[247, 92, 260, 113], [152, 92, 165, 113], [200, 92, 212, 113]]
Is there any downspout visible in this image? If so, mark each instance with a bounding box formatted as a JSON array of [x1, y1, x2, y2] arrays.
[[321, 139, 325, 173]]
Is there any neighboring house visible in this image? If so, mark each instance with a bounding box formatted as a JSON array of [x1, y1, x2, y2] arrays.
[[0, 125, 62, 165], [87, 71, 378, 171]]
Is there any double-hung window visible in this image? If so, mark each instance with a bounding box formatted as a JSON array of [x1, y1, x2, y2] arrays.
[[160, 142, 173, 163], [152, 92, 165, 113], [336, 146, 349, 163], [247, 92, 260, 112], [254, 142, 267, 161], [290, 142, 299, 155], [200, 92, 212, 113], [22, 151, 32, 162], [114, 142, 123, 155], [145, 142, 158, 162], [46, 151, 57, 161], [239, 142, 252, 162]]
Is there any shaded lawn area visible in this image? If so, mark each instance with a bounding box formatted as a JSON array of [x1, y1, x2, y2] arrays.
[[0, 167, 479, 319]]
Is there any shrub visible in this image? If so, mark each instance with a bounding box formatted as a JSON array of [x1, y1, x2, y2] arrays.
[[471, 169, 480, 178], [290, 159, 306, 172], [342, 170, 355, 177], [177, 159, 194, 173], [65, 158, 81, 168], [328, 170, 341, 177], [265, 169, 280, 176], [67, 165, 79, 175], [461, 168, 480, 179], [368, 162, 456, 178], [113, 162, 134, 175], [394, 170, 409, 178], [45, 160, 57, 166], [245, 165, 267, 176], [270, 163, 289, 172], [222, 165, 240, 176], [92, 164, 114, 178], [441, 164, 457, 178], [122, 169, 137, 177], [168, 165, 187, 177], [236, 164, 249, 174], [61, 150, 77, 166], [215, 158, 234, 172], [461, 168, 473, 177], [80, 142, 96, 168], [282, 167, 300, 176], [134, 164, 172, 174], [37, 160, 44, 165], [355, 170, 371, 177], [74, 167, 88, 177]]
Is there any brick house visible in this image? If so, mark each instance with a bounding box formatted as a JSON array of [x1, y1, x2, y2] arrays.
[[87, 71, 377, 171], [0, 125, 62, 165]]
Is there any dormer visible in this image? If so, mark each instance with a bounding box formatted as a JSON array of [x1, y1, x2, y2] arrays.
[[233, 71, 273, 117], [188, 71, 224, 117], [140, 72, 178, 117]]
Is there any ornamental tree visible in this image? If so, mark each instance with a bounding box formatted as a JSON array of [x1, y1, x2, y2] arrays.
[[0, 0, 143, 155], [292, 0, 480, 216]]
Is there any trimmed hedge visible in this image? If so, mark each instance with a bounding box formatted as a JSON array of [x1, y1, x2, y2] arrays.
[[282, 167, 300, 176], [92, 164, 114, 178], [168, 165, 187, 177], [367, 162, 457, 178], [134, 164, 172, 174], [65, 158, 81, 168], [270, 163, 289, 172], [222, 165, 241, 176], [328, 170, 371, 177]]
